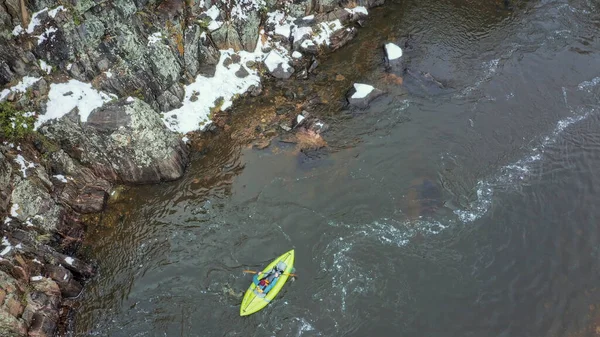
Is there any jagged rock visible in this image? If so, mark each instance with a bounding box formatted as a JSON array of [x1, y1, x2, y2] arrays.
[[0, 152, 12, 214], [346, 83, 385, 109], [157, 90, 183, 112], [49, 150, 111, 214], [212, 22, 243, 51], [10, 179, 62, 232], [330, 27, 357, 51], [184, 25, 202, 76], [316, 0, 339, 13], [39, 98, 189, 184], [264, 50, 295, 79], [237, 11, 260, 52], [148, 40, 181, 87], [43, 265, 82, 298], [0, 310, 27, 337]]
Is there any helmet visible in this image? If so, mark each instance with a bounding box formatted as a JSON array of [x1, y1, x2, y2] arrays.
[[276, 261, 287, 273]]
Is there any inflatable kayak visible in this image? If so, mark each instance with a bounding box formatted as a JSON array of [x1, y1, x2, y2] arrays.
[[240, 249, 295, 316]]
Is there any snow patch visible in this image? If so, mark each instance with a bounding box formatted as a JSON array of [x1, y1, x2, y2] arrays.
[[147, 32, 162, 46], [37, 26, 58, 45], [0, 76, 41, 101], [64, 256, 74, 265], [296, 114, 305, 124], [385, 43, 403, 60], [40, 60, 52, 74], [53, 174, 68, 183], [48, 6, 66, 18], [38, 79, 113, 129], [0, 246, 11, 256], [292, 51, 303, 59], [14, 155, 35, 178], [264, 50, 291, 73], [105, 71, 113, 78], [303, 15, 315, 21], [182, 136, 189, 143], [31, 276, 43, 281], [162, 44, 262, 133], [126, 96, 135, 102], [206, 6, 223, 31], [345, 6, 368, 15], [267, 11, 295, 38], [313, 20, 344, 46], [292, 26, 313, 44], [351, 83, 375, 99]]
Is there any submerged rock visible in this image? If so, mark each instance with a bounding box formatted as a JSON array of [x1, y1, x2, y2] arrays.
[[401, 178, 445, 219], [346, 83, 385, 109]]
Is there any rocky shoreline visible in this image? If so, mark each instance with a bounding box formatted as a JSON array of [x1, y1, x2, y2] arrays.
[[0, 0, 395, 335]]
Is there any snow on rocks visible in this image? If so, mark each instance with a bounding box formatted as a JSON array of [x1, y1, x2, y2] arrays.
[[205, 5, 223, 31], [40, 60, 52, 74], [37, 26, 58, 45], [346, 83, 385, 109], [14, 155, 35, 178], [1, 237, 12, 256], [64, 256, 74, 265], [162, 47, 261, 133], [36, 79, 115, 129], [0, 76, 41, 101], [267, 11, 295, 38], [264, 49, 295, 79], [384, 42, 404, 69], [10, 204, 20, 217], [345, 6, 369, 16]]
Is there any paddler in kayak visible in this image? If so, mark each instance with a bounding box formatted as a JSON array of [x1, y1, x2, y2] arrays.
[[253, 262, 286, 294]]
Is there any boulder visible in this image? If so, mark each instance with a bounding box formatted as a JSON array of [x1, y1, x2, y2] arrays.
[[346, 83, 385, 109], [39, 98, 189, 184], [10, 179, 62, 232], [264, 50, 295, 79], [384, 42, 404, 70]]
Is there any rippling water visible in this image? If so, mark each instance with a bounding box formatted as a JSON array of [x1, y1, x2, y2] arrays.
[[72, 0, 600, 336]]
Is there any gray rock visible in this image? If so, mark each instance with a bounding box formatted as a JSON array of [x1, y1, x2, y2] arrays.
[[184, 25, 201, 76], [235, 66, 249, 78], [237, 11, 260, 52], [212, 22, 243, 51], [383, 42, 404, 70], [40, 98, 189, 183], [157, 90, 183, 112], [330, 27, 357, 52], [0, 152, 12, 214], [10, 179, 62, 232], [148, 40, 181, 87], [346, 83, 385, 109]]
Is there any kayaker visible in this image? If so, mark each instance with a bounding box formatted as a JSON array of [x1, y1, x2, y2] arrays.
[[253, 262, 287, 293]]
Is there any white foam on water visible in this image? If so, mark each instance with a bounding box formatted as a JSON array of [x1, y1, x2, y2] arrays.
[[458, 58, 500, 98], [454, 77, 600, 223]]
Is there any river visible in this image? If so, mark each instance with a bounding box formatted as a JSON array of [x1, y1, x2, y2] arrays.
[[72, 0, 600, 336]]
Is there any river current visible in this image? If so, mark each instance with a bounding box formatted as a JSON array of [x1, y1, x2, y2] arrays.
[[73, 0, 600, 336]]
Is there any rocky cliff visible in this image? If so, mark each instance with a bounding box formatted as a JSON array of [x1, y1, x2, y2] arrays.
[[0, 0, 384, 335]]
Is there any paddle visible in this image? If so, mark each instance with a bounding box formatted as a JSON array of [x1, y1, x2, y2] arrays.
[[243, 270, 298, 277]]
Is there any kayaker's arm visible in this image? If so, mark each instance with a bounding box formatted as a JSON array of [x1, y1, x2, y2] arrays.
[[253, 274, 260, 285]]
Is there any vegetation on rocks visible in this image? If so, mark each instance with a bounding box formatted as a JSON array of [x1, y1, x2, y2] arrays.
[[0, 102, 35, 141]]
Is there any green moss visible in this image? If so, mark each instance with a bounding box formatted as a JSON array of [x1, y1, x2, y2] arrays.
[[0, 102, 35, 141]]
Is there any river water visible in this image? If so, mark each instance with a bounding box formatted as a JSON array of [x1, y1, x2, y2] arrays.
[[72, 0, 600, 336]]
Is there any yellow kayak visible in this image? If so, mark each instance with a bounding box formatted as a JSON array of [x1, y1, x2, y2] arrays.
[[240, 249, 295, 316]]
